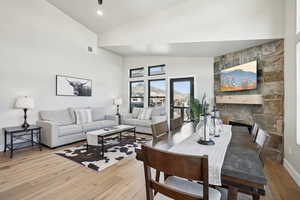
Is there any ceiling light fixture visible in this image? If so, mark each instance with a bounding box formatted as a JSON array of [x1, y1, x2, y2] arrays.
[[97, 9, 103, 16]]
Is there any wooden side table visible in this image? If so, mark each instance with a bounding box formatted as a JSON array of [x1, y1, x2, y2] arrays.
[[3, 125, 42, 158]]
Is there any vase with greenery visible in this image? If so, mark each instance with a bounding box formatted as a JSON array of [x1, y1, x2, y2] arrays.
[[191, 94, 209, 126]]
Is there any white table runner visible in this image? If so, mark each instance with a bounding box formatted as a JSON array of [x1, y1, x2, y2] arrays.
[[169, 125, 232, 186]]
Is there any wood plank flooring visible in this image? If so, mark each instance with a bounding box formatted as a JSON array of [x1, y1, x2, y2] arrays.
[[0, 140, 299, 200]]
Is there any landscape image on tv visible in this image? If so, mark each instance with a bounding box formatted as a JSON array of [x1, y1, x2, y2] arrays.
[[220, 60, 257, 92]]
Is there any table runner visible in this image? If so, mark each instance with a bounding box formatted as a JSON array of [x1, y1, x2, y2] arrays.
[[169, 125, 232, 186]]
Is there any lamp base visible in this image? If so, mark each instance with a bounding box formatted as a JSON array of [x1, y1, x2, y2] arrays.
[[197, 139, 215, 145], [22, 122, 30, 129]]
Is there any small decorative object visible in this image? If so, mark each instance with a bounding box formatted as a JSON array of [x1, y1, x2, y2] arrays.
[[196, 102, 215, 145], [15, 96, 35, 128], [211, 106, 221, 137], [56, 75, 92, 97]]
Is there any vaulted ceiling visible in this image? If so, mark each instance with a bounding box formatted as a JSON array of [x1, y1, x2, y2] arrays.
[[45, 0, 282, 57], [46, 0, 184, 34]]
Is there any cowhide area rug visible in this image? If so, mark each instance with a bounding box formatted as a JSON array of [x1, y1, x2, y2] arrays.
[[56, 135, 150, 172]]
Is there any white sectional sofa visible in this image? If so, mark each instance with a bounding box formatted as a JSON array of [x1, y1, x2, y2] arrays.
[[121, 107, 167, 134], [37, 107, 118, 148]]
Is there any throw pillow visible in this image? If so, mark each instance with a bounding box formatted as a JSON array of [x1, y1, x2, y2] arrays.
[[132, 107, 142, 119], [91, 107, 105, 121], [138, 108, 152, 120], [74, 109, 92, 124]]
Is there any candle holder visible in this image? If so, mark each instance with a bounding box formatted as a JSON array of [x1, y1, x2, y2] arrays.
[[196, 102, 215, 145]]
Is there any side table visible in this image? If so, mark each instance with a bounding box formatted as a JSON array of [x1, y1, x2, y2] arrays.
[[3, 125, 42, 158]]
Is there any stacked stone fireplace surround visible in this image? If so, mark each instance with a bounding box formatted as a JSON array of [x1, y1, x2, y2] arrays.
[[214, 40, 284, 137]]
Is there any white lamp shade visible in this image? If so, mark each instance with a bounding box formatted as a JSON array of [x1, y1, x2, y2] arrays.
[[113, 98, 123, 105], [15, 96, 35, 109]]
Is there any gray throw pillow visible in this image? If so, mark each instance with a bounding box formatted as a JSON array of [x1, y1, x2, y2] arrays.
[[40, 109, 74, 126], [91, 107, 105, 121]]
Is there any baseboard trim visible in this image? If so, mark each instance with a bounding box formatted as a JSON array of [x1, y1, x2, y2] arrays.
[[283, 158, 300, 187]]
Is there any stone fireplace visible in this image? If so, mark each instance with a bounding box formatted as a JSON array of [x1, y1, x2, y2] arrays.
[[214, 40, 284, 136]]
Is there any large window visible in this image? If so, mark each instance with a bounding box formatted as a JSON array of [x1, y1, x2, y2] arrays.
[[130, 81, 145, 112], [148, 79, 166, 107], [148, 65, 166, 76], [129, 67, 144, 78]]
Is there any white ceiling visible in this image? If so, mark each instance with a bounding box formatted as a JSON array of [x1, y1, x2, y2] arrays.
[[103, 39, 275, 57], [46, 0, 183, 34]]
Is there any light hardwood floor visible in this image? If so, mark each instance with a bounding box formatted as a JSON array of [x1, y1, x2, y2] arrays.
[[0, 141, 299, 200]]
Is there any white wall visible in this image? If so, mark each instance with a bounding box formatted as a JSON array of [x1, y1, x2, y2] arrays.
[[0, 0, 123, 151], [99, 0, 284, 46], [284, 0, 300, 186], [122, 56, 214, 115]]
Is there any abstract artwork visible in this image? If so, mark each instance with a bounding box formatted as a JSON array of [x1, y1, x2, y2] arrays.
[[220, 61, 257, 92], [56, 75, 92, 96]]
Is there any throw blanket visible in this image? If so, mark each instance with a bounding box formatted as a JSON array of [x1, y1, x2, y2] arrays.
[[169, 125, 232, 186]]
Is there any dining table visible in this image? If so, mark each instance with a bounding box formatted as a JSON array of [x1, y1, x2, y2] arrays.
[[136, 123, 267, 200]]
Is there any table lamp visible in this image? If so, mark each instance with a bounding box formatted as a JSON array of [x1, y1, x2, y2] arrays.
[[113, 97, 123, 116], [15, 96, 34, 128]]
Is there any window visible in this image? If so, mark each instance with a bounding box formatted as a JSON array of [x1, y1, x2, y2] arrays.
[[129, 81, 144, 112], [148, 65, 166, 76], [129, 67, 144, 78], [148, 79, 166, 107]]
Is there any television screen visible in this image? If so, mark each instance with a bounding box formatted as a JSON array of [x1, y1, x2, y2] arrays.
[[220, 60, 257, 92]]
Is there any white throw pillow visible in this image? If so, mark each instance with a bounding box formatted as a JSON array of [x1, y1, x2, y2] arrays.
[[74, 109, 92, 124], [132, 107, 142, 119], [138, 108, 152, 120]]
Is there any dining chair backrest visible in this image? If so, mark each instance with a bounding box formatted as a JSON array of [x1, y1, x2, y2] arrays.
[[141, 145, 209, 200], [170, 117, 183, 132], [255, 128, 270, 155], [151, 121, 169, 139], [251, 123, 259, 142]]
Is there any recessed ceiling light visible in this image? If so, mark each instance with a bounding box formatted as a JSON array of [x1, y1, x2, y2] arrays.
[[97, 10, 103, 16]]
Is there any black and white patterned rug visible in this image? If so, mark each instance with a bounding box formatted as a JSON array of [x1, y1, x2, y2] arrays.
[[56, 135, 150, 172]]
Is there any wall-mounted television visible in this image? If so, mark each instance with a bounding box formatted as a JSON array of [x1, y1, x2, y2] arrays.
[[220, 60, 257, 92]]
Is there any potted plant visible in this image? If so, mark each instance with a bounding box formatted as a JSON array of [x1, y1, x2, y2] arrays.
[[191, 94, 209, 127]]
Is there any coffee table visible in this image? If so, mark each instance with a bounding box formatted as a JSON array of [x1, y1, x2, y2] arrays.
[[86, 125, 136, 158]]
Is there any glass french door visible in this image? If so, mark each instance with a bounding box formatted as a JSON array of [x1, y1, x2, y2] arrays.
[[170, 77, 194, 122]]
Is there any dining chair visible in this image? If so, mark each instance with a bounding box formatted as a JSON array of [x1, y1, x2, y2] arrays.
[[255, 128, 271, 164], [250, 122, 259, 142], [170, 117, 183, 132], [141, 145, 221, 200], [151, 121, 169, 140]]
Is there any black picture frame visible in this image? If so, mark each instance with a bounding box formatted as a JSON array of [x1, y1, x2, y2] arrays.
[[56, 75, 92, 97]]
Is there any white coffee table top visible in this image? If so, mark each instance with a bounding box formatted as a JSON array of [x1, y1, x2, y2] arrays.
[[87, 125, 136, 137]]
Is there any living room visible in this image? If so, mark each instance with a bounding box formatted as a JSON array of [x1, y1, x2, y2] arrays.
[[0, 0, 299, 200]]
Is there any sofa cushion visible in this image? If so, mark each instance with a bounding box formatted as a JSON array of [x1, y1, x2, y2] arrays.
[[132, 108, 142, 119], [58, 124, 83, 137], [40, 109, 74, 126], [74, 109, 92, 124], [82, 120, 116, 132], [91, 107, 105, 121], [123, 118, 152, 128]]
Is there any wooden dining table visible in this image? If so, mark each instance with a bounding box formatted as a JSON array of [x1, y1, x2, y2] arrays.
[[136, 123, 267, 200]]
